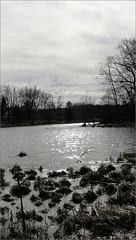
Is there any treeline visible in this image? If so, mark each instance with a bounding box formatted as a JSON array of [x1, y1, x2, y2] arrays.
[[1, 85, 63, 125], [0, 85, 134, 126], [1, 38, 135, 126]]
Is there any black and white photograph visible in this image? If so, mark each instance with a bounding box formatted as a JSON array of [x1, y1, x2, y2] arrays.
[[0, 0, 135, 239]]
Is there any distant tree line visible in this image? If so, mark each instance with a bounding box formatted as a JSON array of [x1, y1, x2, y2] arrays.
[[0, 38, 135, 126], [0, 85, 63, 125], [0, 85, 134, 126]]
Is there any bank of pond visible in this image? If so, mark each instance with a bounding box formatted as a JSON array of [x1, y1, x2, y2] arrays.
[[0, 152, 135, 239]]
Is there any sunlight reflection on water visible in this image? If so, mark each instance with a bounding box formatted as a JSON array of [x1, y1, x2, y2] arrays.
[[1, 124, 135, 171]]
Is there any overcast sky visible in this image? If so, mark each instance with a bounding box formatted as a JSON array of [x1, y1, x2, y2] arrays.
[[1, 0, 135, 104]]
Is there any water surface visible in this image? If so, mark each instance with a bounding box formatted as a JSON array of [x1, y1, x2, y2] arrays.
[[1, 123, 135, 171]]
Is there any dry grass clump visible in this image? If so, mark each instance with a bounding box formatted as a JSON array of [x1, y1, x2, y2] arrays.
[[16, 209, 43, 222], [10, 184, 31, 197], [79, 165, 92, 175], [30, 194, 40, 202], [72, 192, 83, 204], [104, 183, 117, 195], [48, 170, 67, 178], [2, 193, 15, 202], [97, 163, 116, 176], [53, 203, 135, 239], [59, 178, 71, 187], [10, 164, 22, 175], [56, 186, 72, 195], [84, 190, 98, 203], [0, 169, 10, 188], [0, 152, 135, 239], [34, 176, 58, 191], [122, 152, 135, 159]]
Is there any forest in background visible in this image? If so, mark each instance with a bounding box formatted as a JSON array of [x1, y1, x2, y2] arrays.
[[1, 38, 135, 126], [0, 84, 134, 126]]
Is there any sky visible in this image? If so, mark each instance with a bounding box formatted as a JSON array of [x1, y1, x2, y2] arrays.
[[1, 0, 135, 104]]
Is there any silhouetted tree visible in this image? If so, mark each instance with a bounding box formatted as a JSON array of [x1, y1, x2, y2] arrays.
[[1, 96, 8, 121], [1, 85, 19, 123], [46, 94, 55, 124], [97, 38, 136, 121], [55, 96, 63, 122], [65, 101, 74, 122]]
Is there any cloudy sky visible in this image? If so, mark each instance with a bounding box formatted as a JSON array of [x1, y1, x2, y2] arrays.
[[1, 0, 135, 104]]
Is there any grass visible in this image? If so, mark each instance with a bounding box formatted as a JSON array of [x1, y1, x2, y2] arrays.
[[0, 151, 135, 239]]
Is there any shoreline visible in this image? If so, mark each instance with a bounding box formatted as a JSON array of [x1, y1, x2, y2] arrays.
[[1, 121, 135, 128], [0, 151, 135, 239]]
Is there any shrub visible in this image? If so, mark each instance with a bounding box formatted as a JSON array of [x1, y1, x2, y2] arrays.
[[59, 178, 71, 187], [79, 165, 91, 175], [10, 164, 22, 175], [105, 184, 117, 195], [10, 184, 31, 197], [84, 190, 98, 203], [56, 186, 72, 195], [38, 189, 52, 200], [72, 192, 83, 204]]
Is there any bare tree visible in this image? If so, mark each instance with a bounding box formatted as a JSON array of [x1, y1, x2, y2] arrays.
[[46, 94, 55, 124], [81, 95, 95, 105], [1, 85, 20, 122], [112, 38, 136, 105], [18, 86, 42, 123], [101, 89, 115, 105], [55, 96, 63, 122], [1, 85, 19, 108], [56, 96, 63, 109], [97, 38, 136, 121], [98, 57, 120, 121]]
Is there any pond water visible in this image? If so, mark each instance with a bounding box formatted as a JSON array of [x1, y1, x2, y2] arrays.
[[0, 123, 135, 171]]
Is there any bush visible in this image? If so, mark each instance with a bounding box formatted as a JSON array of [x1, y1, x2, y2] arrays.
[[72, 192, 83, 204], [10, 164, 22, 175], [97, 163, 115, 176], [51, 192, 62, 203], [10, 184, 31, 197], [105, 184, 117, 195], [30, 194, 40, 202], [56, 186, 72, 195], [79, 165, 91, 175], [59, 178, 71, 187], [38, 189, 52, 200], [48, 170, 67, 178], [84, 190, 98, 203], [25, 169, 37, 175]]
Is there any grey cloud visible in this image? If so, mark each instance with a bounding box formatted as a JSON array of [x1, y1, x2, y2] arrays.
[[1, 0, 135, 104]]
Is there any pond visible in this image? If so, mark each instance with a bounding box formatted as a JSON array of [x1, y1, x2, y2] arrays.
[[0, 123, 135, 171]]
